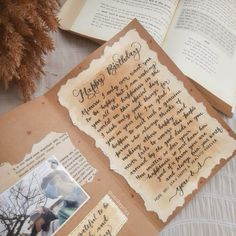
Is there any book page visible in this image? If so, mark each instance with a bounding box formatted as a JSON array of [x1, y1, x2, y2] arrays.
[[58, 29, 236, 222], [58, 0, 86, 30], [164, 0, 236, 111], [0, 132, 97, 192], [71, 0, 179, 44]]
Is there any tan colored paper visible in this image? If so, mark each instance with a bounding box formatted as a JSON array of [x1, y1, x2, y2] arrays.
[[0, 20, 235, 235], [69, 194, 128, 236], [58, 28, 236, 222]]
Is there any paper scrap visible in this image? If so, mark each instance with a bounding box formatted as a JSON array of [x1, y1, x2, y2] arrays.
[[0, 132, 97, 192], [58, 29, 236, 222], [69, 194, 128, 236]]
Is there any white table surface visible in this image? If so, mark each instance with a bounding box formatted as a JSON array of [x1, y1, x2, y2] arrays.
[[0, 23, 236, 236]]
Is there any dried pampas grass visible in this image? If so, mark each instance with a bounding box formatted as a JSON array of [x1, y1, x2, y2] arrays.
[[0, 0, 59, 100]]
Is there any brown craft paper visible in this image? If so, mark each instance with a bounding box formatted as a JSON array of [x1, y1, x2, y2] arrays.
[[0, 19, 235, 235]]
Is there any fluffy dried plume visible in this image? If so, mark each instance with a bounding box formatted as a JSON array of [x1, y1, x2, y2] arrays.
[[0, 0, 59, 100]]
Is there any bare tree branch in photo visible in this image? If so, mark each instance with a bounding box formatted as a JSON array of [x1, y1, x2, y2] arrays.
[[0, 171, 47, 236]]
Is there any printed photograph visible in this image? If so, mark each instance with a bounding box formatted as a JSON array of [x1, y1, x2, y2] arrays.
[[0, 156, 90, 236]]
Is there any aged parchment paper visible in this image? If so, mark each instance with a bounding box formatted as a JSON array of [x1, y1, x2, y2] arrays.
[[58, 30, 236, 222], [69, 194, 128, 236]]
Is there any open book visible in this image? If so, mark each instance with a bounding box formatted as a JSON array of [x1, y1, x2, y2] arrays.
[[0, 20, 235, 236], [59, 0, 236, 116]]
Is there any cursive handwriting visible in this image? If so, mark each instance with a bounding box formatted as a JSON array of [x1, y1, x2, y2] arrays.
[[106, 42, 141, 75], [169, 156, 212, 202], [72, 74, 105, 103]]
